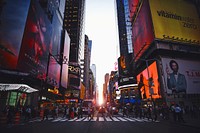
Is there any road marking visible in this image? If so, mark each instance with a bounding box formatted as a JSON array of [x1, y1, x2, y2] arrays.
[[105, 117, 112, 121], [52, 117, 63, 122], [99, 117, 104, 121], [117, 117, 127, 121], [68, 117, 77, 121], [91, 117, 97, 121], [123, 117, 136, 122], [60, 118, 68, 122], [111, 117, 120, 121], [76, 117, 86, 121]]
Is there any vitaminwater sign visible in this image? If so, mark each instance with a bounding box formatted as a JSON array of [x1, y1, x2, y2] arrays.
[[149, 0, 200, 43]]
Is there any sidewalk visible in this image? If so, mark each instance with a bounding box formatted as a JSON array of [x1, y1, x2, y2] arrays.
[[158, 114, 200, 129]]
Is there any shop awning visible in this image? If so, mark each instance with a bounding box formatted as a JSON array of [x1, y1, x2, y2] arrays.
[[0, 83, 38, 93]]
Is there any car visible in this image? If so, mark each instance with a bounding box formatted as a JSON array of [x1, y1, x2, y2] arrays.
[[98, 106, 106, 113], [82, 99, 93, 114], [111, 106, 119, 114]]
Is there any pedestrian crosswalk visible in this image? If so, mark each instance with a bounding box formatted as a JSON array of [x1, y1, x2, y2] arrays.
[[29, 116, 160, 123]]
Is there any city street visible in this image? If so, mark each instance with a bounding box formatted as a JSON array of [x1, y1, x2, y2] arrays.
[[1, 112, 200, 133]]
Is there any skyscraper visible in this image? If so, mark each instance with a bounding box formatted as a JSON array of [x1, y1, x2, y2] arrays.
[[63, 0, 86, 98]]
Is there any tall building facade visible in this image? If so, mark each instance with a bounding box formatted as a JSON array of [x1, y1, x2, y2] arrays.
[[90, 64, 97, 100], [83, 35, 92, 99], [0, 0, 70, 108], [115, 0, 137, 105], [115, 0, 133, 56], [129, 0, 200, 107], [63, 0, 86, 99]]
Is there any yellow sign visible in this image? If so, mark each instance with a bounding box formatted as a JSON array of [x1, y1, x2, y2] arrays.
[[149, 0, 200, 44]]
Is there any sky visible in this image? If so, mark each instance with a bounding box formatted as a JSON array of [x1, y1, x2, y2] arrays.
[[85, 0, 119, 90]]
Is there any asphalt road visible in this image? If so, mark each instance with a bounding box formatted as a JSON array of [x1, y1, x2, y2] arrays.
[[1, 113, 200, 133]]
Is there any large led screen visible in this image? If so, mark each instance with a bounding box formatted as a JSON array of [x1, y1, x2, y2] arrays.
[[47, 57, 60, 88], [149, 0, 200, 43], [161, 58, 200, 94], [0, 0, 30, 69], [132, 0, 154, 61], [137, 61, 161, 99], [17, 1, 52, 78]]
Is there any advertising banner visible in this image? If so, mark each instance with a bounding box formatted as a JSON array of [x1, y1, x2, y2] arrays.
[[132, 0, 154, 60], [17, 1, 52, 78], [0, 0, 30, 69], [149, 0, 200, 43], [161, 58, 200, 94], [118, 54, 136, 86], [61, 31, 70, 88], [136, 61, 161, 99]]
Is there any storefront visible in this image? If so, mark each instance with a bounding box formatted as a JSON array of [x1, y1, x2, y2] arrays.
[[0, 84, 38, 109]]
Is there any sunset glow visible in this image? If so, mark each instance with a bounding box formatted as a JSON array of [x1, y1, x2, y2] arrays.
[[98, 88, 103, 106]]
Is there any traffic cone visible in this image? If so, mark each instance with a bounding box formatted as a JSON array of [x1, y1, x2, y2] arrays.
[[40, 109, 44, 120], [14, 112, 20, 125], [0, 114, 7, 126]]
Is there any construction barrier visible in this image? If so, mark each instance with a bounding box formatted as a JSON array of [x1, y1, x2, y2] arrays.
[[40, 109, 44, 120], [0, 114, 7, 126], [14, 112, 21, 125]]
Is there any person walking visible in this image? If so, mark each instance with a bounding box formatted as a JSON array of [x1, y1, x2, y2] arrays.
[[88, 107, 91, 120], [43, 107, 49, 120]]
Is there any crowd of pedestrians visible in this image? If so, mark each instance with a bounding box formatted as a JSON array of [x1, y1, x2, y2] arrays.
[[118, 103, 200, 123]]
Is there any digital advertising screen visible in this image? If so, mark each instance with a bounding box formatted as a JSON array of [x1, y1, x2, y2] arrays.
[[149, 0, 200, 43], [132, 0, 154, 61], [0, 0, 30, 69], [161, 58, 200, 94], [17, 0, 52, 78], [137, 61, 161, 99]]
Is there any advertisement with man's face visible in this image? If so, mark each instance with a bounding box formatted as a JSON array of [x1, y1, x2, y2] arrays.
[[132, 0, 154, 61], [162, 58, 200, 94], [149, 0, 200, 43], [0, 0, 30, 69], [17, 1, 52, 78], [136, 61, 161, 99]]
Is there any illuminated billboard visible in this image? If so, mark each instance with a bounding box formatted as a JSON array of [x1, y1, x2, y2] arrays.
[[149, 0, 200, 43], [136, 61, 161, 99], [132, 0, 154, 60], [118, 53, 136, 86], [47, 56, 61, 88], [0, 0, 30, 69], [161, 58, 200, 94], [17, 1, 52, 78]]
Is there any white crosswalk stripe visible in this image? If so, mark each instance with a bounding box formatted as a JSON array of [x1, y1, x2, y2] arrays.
[[123, 117, 136, 122], [91, 117, 98, 121], [99, 117, 104, 121], [76, 117, 86, 121], [105, 117, 112, 121], [111, 117, 120, 121], [117, 117, 127, 121], [28, 116, 160, 123]]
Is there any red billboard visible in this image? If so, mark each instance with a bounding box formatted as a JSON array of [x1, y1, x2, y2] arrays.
[[132, 0, 154, 61], [17, 1, 52, 78], [0, 0, 30, 69]]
